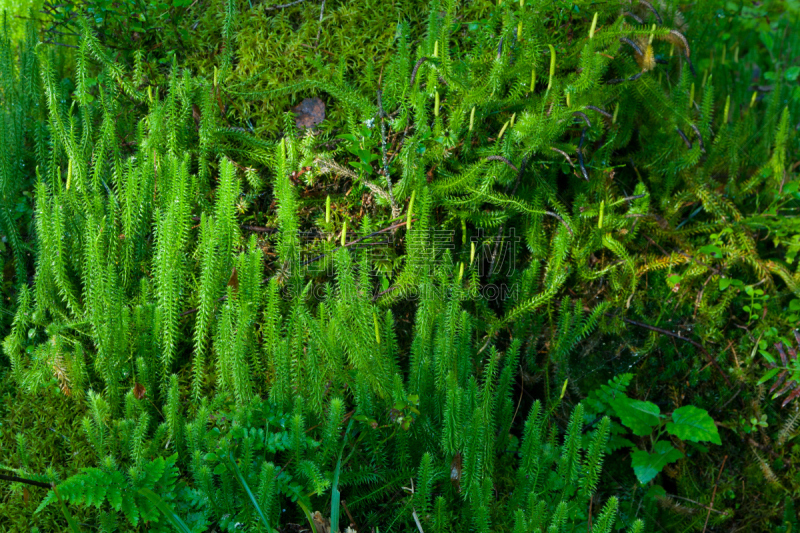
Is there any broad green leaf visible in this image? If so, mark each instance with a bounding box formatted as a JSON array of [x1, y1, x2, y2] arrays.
[[699, 245, 722, 258], [631, 441, 684, 484], [609, 397, 661, 436], [786, 66, 800, 81], [666, 406, 721, 445]]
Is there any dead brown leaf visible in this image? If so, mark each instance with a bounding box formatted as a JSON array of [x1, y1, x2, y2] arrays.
[[312, 511, 331, 533], [133, 382, 147, 400], [228, 266, 239, 291]]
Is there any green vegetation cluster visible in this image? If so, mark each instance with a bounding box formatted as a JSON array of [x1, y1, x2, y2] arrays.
[[0, 0, 799, 531]]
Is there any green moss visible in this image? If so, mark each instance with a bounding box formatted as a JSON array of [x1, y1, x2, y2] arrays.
[[0, 371, 95, 532]]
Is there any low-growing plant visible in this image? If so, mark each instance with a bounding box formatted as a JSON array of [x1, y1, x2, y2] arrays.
[[0, 0, 799, 531]]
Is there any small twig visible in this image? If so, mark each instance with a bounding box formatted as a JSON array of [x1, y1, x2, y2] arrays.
[[314, 0, 325, 47], [42, 40, 78, 49], [702, 456, 727, 533], [341, 500, 358, 531], [665, 494, 729, 516], [693, 274, 713, 319], [485, 155, 518, 172], [717, 386, 742, 411], [476, 331, 496, 355], [0, 474, 52, 489], [545, 210, 574, 236], [623, 11, 644, 24], [576, 148, 590, 181], [639, 0, 663, 24], [620, 37, 643, 56], [620, 316, 732, 387], [669, 29, 691, 57], [412, 509, 426, 533], [747, 437, 791, 467], [588, 496, 594, 530], [372, 284, 398, 302], [241, 224, 277, 233], [409, 57, 430, 87], [576, 124, 591, 181], [689, 123, 706, 153], [513, 156, 527, 195], [44, 28, 79, 37], [676, 127, 692, 149], [686, 54, 697, 76], [621, 193, 647, 202], [585, 105, 612, 118], [551, 147, 576, 169], [377, 89, 396, 207], [573, 111, 592, 129], [487, 225, 505, 277], [510, 366, 526, 427]]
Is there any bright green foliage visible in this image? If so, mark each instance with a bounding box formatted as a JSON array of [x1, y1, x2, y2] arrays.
[[0, 0, 799, 531], [0, 13, 43, 292], [36, 455, 186, 531]]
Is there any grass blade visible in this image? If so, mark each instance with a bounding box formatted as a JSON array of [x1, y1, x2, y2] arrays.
[[296, 498, 317, 533], [228, 451, 273, 532], [137, 488, 193, 533], [331, 419, 354, 533], [52, 484, 83, 533]]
